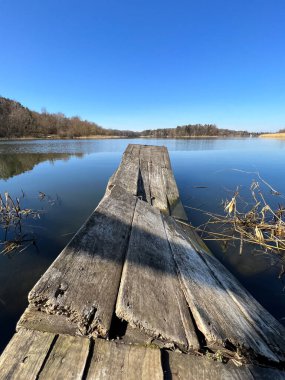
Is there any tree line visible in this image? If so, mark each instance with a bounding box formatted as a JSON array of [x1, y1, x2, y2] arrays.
[[0, 97, 136, 138], [141, 124, 255, 138], [1, 96, 258, 139]]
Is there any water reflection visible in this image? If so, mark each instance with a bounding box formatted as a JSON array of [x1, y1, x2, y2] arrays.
[[0, 137, 259, 155], [0, 153, 84, 180]]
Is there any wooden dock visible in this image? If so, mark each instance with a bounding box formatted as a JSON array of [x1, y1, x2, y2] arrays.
[[0, 144, 284, 379]]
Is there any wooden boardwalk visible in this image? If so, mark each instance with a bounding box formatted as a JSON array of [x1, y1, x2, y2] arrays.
[[0, 144, 284, 379]]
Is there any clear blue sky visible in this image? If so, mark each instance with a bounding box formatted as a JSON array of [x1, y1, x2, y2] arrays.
[[0, 0, 284, 132]]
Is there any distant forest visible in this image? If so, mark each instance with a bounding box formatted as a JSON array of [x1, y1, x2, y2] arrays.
[[0, 97, 136, 138], [1, 96, 259, 138], [141, 125, 256, 138]]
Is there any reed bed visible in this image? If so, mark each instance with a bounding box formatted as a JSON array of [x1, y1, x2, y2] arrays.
[[188, 180, 285, 256], [0, 192, 41, 254]]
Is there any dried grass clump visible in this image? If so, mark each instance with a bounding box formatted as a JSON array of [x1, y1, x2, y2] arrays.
[[0, 192, 40, 226], [190, 180, 285, 255], [0, 192, 40, 254]]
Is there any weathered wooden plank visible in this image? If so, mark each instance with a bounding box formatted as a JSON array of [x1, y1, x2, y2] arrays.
[[109, 145, 141, 195], [162, 147, 171, 169], [116, 199, 199, 351], [17, 306, 79, 336], [29, 185, 137, 338], [177, 220, 285, 361], [122, 324, 154, 345], [125, 144, 137, 155], [138, 157, 151, 203], [0, 329, 55, 380], [138, 146, 187, 219], [176, 220, 212, 256], [196, 250, 285, 361], [167, 351, 254, 380], [163, 216, 279, 362], [137, 145, 169, 212], [139, 144, 152, 163], [162, 167, 187, 220], [139, 145, 166, 167], [86, 338, 163, 380], [152, 146, 169, 167], [148, 162, 169, 212], [38, 334, 89, 380], [112, 145, 186, 219]]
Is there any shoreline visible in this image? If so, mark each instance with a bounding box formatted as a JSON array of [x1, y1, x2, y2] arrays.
[[0, 135, 132, 141], [0, 135, 255, 141], [259, 133, 285, 139]]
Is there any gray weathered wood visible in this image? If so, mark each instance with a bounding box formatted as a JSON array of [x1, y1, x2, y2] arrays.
[[167, 351, 254, 380], [138, 159, 151, 203], [162, 167, 187, 220], [17, 306, 79, 336], [0, 329, 55, 380], [109, 145, 141, 195], [133, 145, 170, 211], [109, 145, 186, 219], [177, 219, 285, 361], [38, 334, 89, 380], [176, 220, 212, 256], [139, 144, 152, 163], [86, 338, 163, 380], [29, 185, 137, 338], [148, 162, 169, 212], [196, 250, 285, 361], [138, 144, 186, 218], [116, 199, 199, 351], [139, 145, 167, 167], [163, 216, 279, 361], [162, 146, 171, 168], [122, 324, 154, 345]]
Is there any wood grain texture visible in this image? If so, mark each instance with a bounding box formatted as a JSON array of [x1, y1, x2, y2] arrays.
[[139, 144, 152, 163], [109, 145, 141, 195], [178, 220, 285, 361], [139, 145, 167, 167], [29, 185, 137, 338], [17, 306, 79, 336], [116, 199, 199, 351], [148, 162, 168, 212], [86, 339, 163, 380], [162, 167, 187, 220], [167, 351, 254, 380], [137, 159, 151, 203], [122, 324, 154, 345], [38, 334, 89, 380], [198, 251, 285, 361], [109, 145, 186, 219], [163, 216, 279, 361], [176, 220, 212, 256], [0, 329, 54, 380]]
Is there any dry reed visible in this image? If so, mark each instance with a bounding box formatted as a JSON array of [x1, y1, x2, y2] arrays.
[[188, 180, 285, 255], [0, 192, 41, 254]]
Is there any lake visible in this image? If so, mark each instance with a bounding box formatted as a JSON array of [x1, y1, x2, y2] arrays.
[[0, 137, 285, 352]]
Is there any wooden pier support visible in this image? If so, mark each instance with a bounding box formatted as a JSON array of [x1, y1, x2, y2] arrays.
[[0, 144, 284, 379]]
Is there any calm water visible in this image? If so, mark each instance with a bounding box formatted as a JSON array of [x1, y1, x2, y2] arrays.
[[0, 138, 285, 352]]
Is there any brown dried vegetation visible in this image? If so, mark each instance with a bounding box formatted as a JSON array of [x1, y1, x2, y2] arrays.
[[190, 180, 285, 255], [0, 192, 40, 254]]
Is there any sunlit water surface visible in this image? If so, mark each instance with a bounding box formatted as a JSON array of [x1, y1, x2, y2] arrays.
[[0, 138, 284, 352]]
